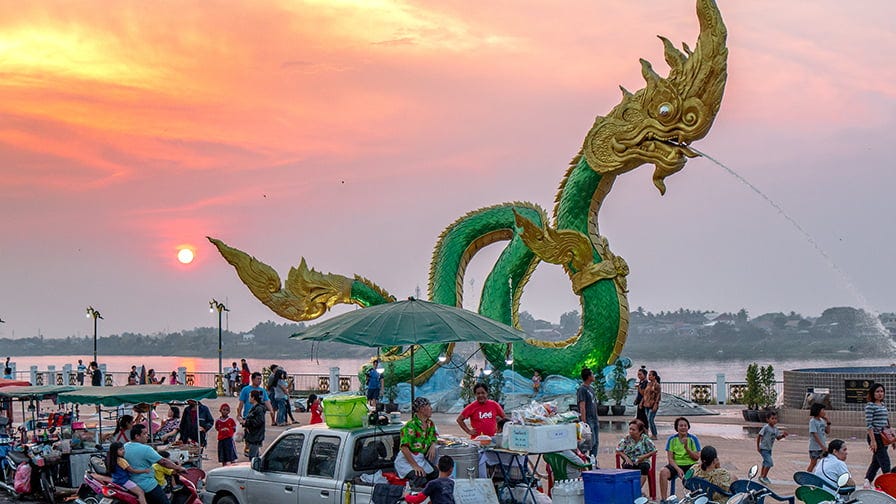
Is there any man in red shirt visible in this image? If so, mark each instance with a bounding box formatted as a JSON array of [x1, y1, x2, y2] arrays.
[[456, 383, 506, 438]]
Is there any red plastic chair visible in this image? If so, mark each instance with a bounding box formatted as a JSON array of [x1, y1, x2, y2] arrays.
[[615, 452, 657, 499], [876, 472, 896, 497]]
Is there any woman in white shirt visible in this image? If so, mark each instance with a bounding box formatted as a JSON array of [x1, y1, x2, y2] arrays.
[[814, 439, 855, 489]]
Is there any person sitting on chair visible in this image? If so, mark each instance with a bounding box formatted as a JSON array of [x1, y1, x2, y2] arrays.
[[616, 419, 656, 491], [814, 439, 854, 489], [691, 446, 735, 502], [395, 397, 438, 488]]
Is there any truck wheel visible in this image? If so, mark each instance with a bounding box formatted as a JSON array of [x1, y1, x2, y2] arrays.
[[216, 494, 239, 504]]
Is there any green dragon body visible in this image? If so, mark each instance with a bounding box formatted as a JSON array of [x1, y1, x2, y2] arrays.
[[209, 0, 728, 381]]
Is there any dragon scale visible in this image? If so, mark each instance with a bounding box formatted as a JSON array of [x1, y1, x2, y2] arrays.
[[210, 0, 727, 381]]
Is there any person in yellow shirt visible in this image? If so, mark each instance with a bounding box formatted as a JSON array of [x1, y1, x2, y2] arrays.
[[153, 450, 177, 492]]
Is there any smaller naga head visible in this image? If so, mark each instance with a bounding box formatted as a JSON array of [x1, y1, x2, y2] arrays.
[[583, 0, 728, 194]]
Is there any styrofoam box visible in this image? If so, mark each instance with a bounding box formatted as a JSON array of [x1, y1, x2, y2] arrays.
[[505, 423, 577, 453]]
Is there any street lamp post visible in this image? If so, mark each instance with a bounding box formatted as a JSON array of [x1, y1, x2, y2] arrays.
[[85, 307, 103, 364], [209, 299, 229, 396]]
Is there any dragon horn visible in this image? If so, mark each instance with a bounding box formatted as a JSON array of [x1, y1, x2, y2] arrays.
[[639, 58, 661, 87], [658, 35, 686, 78]]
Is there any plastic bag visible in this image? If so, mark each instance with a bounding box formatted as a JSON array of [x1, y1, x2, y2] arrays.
[[14, 462, 31, 493], [511, 401, 561, 425]]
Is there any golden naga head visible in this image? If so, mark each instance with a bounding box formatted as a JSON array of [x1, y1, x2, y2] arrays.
[[583, 0, 728, 194]]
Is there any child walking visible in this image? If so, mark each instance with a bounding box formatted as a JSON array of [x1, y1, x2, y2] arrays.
[[807, 403, 831, 472], [308, 394, 323, 425], [107, 442, 148, 504], [756, 411, 788, 485], [216, 403, 238, 466]]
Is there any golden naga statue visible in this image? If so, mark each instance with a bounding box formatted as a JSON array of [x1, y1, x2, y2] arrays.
[[210, 0, 728, 380]]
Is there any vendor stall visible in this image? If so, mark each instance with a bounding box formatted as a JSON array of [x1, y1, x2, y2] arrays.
[[57, 385, 218, 471], [0, 384, 82, 493]]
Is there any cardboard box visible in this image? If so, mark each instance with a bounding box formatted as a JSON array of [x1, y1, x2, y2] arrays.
[[505, 423, 577, 453]]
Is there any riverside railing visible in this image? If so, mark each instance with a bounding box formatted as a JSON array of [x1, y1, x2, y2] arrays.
[[661, 381, 784, 406], [14, 369, 360, 395], [14, 367, 780, 405]]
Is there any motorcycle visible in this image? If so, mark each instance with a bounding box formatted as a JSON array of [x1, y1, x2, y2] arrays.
[[1, 440, 60, 504], [75, 455, 205, 504], [795, 472, 896, 504], [727, 465, 772, 504]]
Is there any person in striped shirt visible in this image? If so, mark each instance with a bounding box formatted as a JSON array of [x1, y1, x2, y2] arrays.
[[865, 383, 891, 487]]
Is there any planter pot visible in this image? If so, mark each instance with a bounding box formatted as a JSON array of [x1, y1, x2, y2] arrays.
[[597, 405, 610, 417], [384, 403, 399, 413], [610, 405, 626, 416], [744, 409, 761, 422]]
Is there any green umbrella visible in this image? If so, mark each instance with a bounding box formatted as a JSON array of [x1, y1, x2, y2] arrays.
[[291, 297, 526, 346], [291, 297, 526, 401]]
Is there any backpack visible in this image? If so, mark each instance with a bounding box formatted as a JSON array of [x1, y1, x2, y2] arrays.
[[14, 462, 31, 493]]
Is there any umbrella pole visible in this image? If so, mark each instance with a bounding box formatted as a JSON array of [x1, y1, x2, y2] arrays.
[[410, 346, 415, 405]]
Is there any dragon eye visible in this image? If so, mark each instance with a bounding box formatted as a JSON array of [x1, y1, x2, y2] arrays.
[[658, 103, 672, 117]]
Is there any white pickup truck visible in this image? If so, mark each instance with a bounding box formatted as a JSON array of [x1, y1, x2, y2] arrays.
[[200, 423, 405, 504]]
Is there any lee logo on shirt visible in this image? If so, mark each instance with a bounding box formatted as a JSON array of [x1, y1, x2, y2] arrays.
[[478, 411, 493, 420]]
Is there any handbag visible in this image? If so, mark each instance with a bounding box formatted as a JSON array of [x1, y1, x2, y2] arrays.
[[882, 427, 896, 446]]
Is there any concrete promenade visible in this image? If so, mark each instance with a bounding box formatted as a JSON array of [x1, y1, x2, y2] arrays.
[[192, 397, 878, 499]]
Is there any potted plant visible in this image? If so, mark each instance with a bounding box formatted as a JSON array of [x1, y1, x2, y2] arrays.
[[459, 364, 477, 404], [741, 362, 762, 422], [383, 361, 399, 413], [609, 360, 629, 416], [594, 366, 610, 417], [486, 368, 506, 407], [757, 365, 778, 423]]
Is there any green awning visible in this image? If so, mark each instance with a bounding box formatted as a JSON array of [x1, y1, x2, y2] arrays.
[[0, 385, 79, 399], [56, 385, 217, 407]]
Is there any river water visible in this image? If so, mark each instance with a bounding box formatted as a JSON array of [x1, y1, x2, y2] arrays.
[[6, 355, 896, 382]]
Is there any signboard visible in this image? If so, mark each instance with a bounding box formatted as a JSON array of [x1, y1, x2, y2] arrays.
[[845, 379, 873, 404], [454, 479, 499, 504]]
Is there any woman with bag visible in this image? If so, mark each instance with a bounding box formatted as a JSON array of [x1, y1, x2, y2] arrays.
[[865, 383, 893, 487]]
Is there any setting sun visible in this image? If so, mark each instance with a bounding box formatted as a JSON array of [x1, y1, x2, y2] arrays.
[[177, 247, 195, 264]]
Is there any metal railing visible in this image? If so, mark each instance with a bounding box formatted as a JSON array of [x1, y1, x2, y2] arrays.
[[15, 369, 780, 404], [18, 370, 360, 395], [661, 381, 784, 406]]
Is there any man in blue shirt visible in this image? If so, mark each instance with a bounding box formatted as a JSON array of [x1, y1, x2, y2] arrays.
[[237, 372, 273, 421], [366, 359, 382, 410], [124, 424, 185, 504]]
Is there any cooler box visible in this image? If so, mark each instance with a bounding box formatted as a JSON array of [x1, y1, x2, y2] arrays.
[[505, 423, 577, 452], [322, 395, 368, 429], [583, 469, 640, 504]]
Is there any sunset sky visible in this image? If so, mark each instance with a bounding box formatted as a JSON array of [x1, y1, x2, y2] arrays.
[[2, 0, 895, 340]]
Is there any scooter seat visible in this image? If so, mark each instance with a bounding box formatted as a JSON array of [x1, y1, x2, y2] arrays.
[[6, 450, 30, 465]]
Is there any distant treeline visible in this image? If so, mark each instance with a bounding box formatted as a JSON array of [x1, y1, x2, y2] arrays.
[[2, 306, 892, 361], [0, 320, 371, 359]]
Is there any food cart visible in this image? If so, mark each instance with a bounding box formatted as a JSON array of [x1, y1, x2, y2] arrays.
[[0, 384, 81, 493]]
